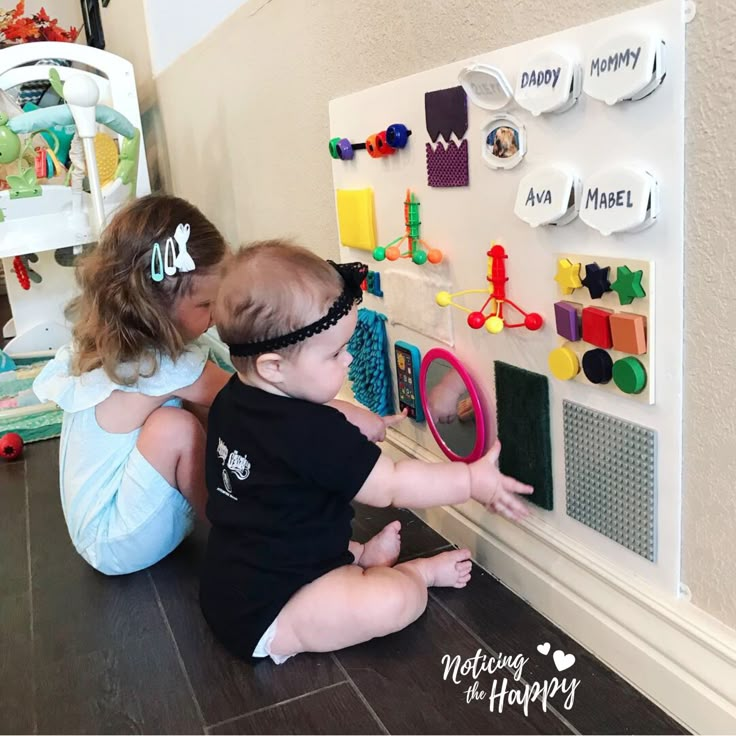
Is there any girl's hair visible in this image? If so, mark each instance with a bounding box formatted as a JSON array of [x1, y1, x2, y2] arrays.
[[67, 194, 227, 384], [216, 240, 343, 374]]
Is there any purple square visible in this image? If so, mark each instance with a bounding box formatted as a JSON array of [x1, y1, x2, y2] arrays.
[[554, 301, 580, 341]]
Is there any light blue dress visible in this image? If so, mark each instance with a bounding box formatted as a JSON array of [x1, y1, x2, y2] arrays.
[[33, 343, 209, 575]]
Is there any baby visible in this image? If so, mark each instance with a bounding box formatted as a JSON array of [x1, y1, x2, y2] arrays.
[[200, 240, 532, 664]]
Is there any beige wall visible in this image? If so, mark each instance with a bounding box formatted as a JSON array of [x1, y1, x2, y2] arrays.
[[97, 1, 171, 191], [112, 1, 736, 629]]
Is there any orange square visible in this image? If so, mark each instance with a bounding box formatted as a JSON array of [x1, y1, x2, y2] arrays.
[[610, 313, 647, 355]]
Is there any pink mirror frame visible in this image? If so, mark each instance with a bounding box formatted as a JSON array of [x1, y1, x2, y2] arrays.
[[419, 347, 486, 463]]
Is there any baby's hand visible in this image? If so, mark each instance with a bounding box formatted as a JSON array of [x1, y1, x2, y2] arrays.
[[468, 440, 533, 521], [382, 408, 408, 437], [457, 396, 475, 423], [427, 383, 461, 424], [354, 407, 407, 442]]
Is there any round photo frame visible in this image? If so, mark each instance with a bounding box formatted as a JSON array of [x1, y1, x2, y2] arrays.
[[481, 114, 526, 170]]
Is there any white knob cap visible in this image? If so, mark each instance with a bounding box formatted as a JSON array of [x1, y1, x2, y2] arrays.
[[63, 75, 100, 107]]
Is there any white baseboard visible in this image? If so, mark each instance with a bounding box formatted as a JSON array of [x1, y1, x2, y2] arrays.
[[383, 430, 736, 735]]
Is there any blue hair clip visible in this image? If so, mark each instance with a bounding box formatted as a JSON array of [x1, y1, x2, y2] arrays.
[[151, 242, 164, 282]]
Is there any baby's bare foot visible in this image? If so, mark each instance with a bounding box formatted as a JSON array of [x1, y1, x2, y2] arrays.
[[359, 520, 401, 568], [413, 548, 473, 588]]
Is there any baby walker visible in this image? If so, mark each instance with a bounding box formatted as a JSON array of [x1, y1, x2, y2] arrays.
[[0, 41, 151, 358]]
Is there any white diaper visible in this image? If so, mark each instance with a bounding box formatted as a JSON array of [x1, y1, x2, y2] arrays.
[[252, 618, 294, 665]]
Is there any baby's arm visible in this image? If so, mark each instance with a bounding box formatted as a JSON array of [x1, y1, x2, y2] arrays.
[[174, 361, 231, 407], [355, 440, 532, 521], [328, 399, 406, 442]]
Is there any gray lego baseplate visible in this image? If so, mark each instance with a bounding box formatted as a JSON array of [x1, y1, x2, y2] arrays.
[[563, 400, 657, 561]]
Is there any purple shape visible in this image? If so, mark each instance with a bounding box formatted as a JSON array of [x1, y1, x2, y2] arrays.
[[554, 301, 580, 341], [425, 85, 468, 143], [426, 139, 469, 187]]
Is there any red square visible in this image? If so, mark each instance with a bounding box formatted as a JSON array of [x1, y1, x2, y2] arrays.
[[582, 306, 613, 348]]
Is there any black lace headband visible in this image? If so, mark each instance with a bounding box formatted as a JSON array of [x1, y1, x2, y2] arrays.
[[227, 261, 368, 357]]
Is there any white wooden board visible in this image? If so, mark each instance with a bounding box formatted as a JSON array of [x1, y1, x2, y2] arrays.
[[330, 0, 684, 593]]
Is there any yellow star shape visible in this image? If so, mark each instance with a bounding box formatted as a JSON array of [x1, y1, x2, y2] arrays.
[[554, 258, 582, 295]]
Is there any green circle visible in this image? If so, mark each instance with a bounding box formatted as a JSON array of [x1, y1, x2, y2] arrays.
[[0, 124, 20, 164], [373, 247, 386, 262], [412, 249, 427, 265], [613, 357, 647, 394]]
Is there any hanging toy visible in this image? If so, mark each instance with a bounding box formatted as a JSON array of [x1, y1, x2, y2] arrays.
[[436, 243, 543, 334], [12, 256, 30, 290], [373, 189, 443, 266]]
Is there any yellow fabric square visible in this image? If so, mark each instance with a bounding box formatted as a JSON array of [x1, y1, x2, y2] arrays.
[[336, 188, 376, 251]]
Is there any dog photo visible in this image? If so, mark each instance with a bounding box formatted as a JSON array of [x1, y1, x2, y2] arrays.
[[488, 125, 520, 159]]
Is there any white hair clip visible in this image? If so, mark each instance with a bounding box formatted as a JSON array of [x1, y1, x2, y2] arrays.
[[164, 237, 177, 276], [150, 223, 195, 282], [173, 223, 195, 273]]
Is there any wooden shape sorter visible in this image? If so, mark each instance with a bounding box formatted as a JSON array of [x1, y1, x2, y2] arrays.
[[549, 254, 654, 404]]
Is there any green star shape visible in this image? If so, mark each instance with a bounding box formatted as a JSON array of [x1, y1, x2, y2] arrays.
[[611, 265, 646, 305]]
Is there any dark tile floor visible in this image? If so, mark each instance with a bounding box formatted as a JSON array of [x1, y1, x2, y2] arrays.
[[0, 437, 688, 735]]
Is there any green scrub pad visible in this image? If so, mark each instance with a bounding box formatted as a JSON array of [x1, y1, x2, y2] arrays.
[[494, 361, 553, 510]]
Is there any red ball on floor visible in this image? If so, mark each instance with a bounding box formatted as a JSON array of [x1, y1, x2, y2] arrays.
[[0, 433, 23, 461]]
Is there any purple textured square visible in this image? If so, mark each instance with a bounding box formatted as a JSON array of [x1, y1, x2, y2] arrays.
[[426, 139, 469, 187], [425, 86, 468, 142], [555, 301, 581, 341]]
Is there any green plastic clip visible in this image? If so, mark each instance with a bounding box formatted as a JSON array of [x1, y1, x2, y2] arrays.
[[7, 168, 42, 199]]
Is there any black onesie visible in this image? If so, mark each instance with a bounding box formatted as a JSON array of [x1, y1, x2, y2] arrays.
[[200, 375, 382, 661]]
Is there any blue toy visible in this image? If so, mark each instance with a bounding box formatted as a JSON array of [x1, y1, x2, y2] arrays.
[[394, 341, 424, 422], [347, 308, 395, 416], [0, 349, 17, 374]]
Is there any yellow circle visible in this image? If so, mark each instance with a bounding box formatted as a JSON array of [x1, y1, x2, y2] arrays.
[[436, 291, 452, 307], [94, 133, 119, 186], [548, 347, 579, 380], [485, 316, 504, 333]]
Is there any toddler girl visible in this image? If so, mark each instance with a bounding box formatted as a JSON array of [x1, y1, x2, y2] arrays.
[[33, 194, 233, 575], [33, 196, 396, 576], [202, 240, 532, 664]]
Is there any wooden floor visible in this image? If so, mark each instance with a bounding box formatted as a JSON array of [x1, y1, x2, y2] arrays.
[[0, 437, 687, 735]]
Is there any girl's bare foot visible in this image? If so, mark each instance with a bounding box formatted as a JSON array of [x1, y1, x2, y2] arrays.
[[358, 520, 402, 568], [408, 548, 472, 588]]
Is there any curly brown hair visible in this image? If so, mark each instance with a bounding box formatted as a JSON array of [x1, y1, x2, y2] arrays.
[[216, 240, 343, 375], [66, 194, 227, 385]]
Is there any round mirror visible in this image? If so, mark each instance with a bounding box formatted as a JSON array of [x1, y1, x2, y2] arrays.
[[419, 347, 486, 463]]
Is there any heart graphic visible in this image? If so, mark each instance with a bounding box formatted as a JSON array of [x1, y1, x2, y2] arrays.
[[536, 642, 551, 655], [553, 650, 576, 672]]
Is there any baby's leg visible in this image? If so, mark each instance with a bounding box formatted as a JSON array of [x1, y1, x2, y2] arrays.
[[136, 406, 207, 519], [350, 520, 402, 568], [270, 548, 472, 658]]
